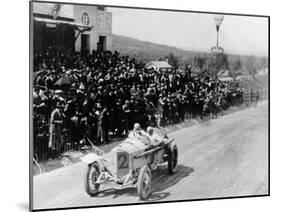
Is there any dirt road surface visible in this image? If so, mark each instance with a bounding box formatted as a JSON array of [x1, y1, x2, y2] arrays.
[[33, 101, 268, 210]]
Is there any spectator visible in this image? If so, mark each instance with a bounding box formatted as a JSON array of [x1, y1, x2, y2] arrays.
[[49, 101, 65, 153], [33, 47, 245, 160]]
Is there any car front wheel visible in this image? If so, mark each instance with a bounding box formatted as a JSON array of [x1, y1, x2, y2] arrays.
[[137, 165, 151, 200], [84, 162, 100, 196]]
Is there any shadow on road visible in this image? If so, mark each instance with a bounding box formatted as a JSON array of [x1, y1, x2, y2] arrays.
[[94, 164, 194, 201], [95, 188, 136, 199], [150, 165, 194, 193]]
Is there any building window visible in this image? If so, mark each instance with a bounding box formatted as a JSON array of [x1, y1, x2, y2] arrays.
[[97, 6, 105, 11], [81, 12, 90, 26]]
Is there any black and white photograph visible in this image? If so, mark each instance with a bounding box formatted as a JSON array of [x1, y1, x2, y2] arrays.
[[30, 1, 269, 211]]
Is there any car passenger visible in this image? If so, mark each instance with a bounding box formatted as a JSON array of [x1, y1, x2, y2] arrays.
[[146, 127, 162, 146]]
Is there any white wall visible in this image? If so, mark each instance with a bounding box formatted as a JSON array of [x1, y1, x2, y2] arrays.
[[73, 5, 113, 52], [73, 5, 99, 52]]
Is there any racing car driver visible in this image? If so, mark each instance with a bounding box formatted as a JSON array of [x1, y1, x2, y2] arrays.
[[128, 123, 151, 146]]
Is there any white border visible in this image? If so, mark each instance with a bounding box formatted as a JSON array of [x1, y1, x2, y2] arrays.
[[1, 0, 277, 212]]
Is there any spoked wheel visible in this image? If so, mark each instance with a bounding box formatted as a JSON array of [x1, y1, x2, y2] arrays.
[[84, 162, 100, 196], [168, 145, 178, 174], [137, 165, 151, 200]]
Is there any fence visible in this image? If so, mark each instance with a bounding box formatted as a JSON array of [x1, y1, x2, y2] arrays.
[[33, 122, 80, 161], [33, 89, 268, 162], [242, 89, 267, 105]]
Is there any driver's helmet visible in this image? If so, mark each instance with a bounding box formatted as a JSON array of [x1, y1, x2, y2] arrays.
[[147, 126, 154, 136], [133, 123, 141, 131]]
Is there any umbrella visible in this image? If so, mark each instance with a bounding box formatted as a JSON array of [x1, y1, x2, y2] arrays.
[[54, 75, 71, 87], [69, 75, 78, 84]]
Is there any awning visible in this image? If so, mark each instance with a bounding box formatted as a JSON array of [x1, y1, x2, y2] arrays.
[[34, 17, 92, 30], [145, 61, 172, 70]]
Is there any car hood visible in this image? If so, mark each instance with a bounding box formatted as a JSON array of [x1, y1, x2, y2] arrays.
[[102, 137, 147, 161], [113, 137, 147, 153]]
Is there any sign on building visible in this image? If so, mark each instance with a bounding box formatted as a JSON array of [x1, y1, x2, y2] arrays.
[[97, 11, 112, 34]]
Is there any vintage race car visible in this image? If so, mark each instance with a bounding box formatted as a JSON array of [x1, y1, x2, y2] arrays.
[[81, 129, 178, 200]]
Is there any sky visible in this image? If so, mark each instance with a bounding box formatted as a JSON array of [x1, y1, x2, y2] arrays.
[[33, 2, 268, 57], [108, 7, 268, 57]]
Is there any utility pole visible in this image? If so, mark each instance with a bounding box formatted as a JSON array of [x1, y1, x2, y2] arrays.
[[210, 15, 224, 118]]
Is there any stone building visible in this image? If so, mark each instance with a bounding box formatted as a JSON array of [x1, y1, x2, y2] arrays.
[[145, 61, 172, 72], [32, 2, 113, 53]]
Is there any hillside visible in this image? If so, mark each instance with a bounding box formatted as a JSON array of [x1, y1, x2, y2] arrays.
[[112, 34, 268, 72], [112, 34, 268, 91], [112, 34, 209, 64]]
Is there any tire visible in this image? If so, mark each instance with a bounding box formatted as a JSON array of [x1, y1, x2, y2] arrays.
[[168, 145, 178, 174], [84, 162, 100, 196], [137, 165, 151, 200]]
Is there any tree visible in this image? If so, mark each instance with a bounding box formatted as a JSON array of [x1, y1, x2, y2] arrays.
[[192, 55, 208, 73], [229, 56, 242, 77], [244, 56, 257, 79], [197, 57, 206, 70], [214, 53, 229, 71], [232, 56, 242, 71], [167, 53, 179, 69]]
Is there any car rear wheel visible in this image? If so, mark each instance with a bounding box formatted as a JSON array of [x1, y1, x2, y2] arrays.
[[168, 145, 178, 174], [84, 162, 100, 196], [137, 165, 151, 200]]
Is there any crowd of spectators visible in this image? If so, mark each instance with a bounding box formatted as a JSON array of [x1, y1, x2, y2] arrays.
[[33, 47, 244, 156]]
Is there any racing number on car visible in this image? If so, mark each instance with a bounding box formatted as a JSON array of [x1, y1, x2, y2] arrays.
[[118, 154, 129, 169]]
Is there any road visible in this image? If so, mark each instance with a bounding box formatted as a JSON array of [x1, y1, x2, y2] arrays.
[[33, 101, 269, 210]]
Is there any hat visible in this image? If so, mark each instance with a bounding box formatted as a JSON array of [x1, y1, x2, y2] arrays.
[[147, 126, 153, 134], [56, 101, 64, 108], [96, 103, 102, 108], [133, 123, 141, 131], [79, 83, 85, 90], [65, 69, 72, 74], [55, 90, 63, 95]]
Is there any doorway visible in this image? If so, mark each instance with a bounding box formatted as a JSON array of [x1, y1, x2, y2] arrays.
[[81, 34, 90, 55], [97, 36, 106, 52], [43, 27, 57, 50]]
